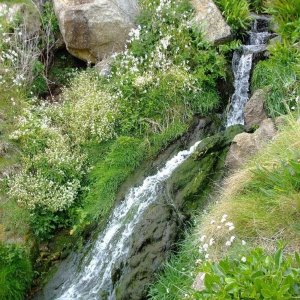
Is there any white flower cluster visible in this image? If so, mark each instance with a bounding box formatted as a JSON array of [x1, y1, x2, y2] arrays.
[[9, 171, 81, 212], [9, 103, 86, 212], [198, 214, 247, 261], [61, 71, 118, 143]]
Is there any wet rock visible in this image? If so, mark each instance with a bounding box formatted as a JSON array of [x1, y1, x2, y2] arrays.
[[192, 0, 231, 44], [113, 126, 243, 300], [226, 119, 277, 171], [192, 272, 206, 291], [53, 0, 139, 63], [244, 89, 268, 130]]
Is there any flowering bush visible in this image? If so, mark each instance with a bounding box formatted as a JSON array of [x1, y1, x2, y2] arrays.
[[59, 71, 118, 144], [109, 0, 226, 134]]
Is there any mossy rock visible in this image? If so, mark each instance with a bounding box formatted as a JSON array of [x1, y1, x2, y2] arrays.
[[168, 125, 244, 214]]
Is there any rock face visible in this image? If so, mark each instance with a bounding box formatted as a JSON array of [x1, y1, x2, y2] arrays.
[[192, 0, 231, 44], [113, 126, 243, 300], [244, 89, 268, 130], [226, 119, 277, 171], [53, 0, 139, 63]]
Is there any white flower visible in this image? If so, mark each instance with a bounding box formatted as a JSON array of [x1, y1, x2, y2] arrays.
[[230, 236, 235, 242], [225, 222, 234, 227], [225, 241, 231, 247], [242, 240, 246, 246], [210, 220, 215, 225], [205, 253, 209, 259], [241, 256, 247, 263], [221, 214, 228, 223], [229, 226, 235, 231], [202, 243, 209, 251], [209, 238, 214, 246], [200, 235, 206, 242]]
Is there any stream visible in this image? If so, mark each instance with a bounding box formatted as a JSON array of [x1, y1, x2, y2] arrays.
[[37, 16, 273, 300]]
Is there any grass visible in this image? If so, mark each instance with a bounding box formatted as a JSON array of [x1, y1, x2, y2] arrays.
[[0, 243, 33, 300], [215, 0, 251, 33], [149, 116, 300, 299], [252, 44, 299, 117]]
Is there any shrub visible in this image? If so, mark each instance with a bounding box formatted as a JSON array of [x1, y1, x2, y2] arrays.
[[215, 0, 251, 33], [59, 70, 118, 144], [197, 248, 300, 299], [110, 0, 226, 135], [0, 243, 33, 300]]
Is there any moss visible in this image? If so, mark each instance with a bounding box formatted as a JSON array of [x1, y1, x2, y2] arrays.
[[168, 125, 244, 215]]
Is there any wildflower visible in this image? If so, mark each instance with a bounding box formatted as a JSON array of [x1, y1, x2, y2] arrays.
[[210, 220, 215, 225], [200, 235, 206, 242], [229, 226, 235, 231], [241, 256, 247, 263], [225, 241, 231, 247], [209, 238, 214, 246], [205, 253, 209, 259], [202, 243, 209, 252], [230, 236, 235, 242], [225, 222, 234, 227], [242, 240, 246, 246], [221, 214, 228, 223]]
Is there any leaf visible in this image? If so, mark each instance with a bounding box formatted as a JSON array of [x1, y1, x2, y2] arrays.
[[275, 248, 283, 269]]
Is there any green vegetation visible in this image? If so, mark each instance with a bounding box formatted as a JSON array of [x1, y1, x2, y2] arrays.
[[0, 243, 33, 300], [252, 0, 300, 116], [197, 247, 300, 299], [215, 0, 251, 33], [252, 44, 299, 116]]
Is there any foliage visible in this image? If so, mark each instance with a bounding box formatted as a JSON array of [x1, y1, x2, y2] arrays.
[[215, 0, 251, 33], [248, 0, 266, 13], [252, 44, 299, 116], [0, 243, 33, 300], [266, 0, 300, 43], [197, 248, 300, 299], [58, 70, 118, 144]]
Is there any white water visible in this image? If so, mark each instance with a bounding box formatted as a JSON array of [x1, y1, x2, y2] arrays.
[[226, 23, 273, 127], [54, 141, 201, 300]]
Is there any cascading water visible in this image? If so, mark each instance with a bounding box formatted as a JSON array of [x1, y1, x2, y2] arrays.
[[49, 141, 201, 300], [226, 17, 274, 127]]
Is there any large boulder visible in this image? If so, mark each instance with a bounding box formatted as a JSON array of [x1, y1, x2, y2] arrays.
[[192, 0, 231, 44], [226, 119, 277, 171], [53, 0, 139, 63], [244, 89, 268, 130]]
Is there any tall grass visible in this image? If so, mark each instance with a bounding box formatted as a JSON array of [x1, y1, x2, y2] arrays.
[[0, 243, 33, 300], [215, 0, 251, 33], [252, 44, 299, 116]]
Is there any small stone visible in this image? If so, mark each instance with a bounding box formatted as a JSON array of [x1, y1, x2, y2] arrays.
[[192, 272, 206, 291]]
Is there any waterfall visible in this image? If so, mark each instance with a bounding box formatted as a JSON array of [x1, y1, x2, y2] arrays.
[[50, 141, 201, 300], [226, 18, 273, 127]]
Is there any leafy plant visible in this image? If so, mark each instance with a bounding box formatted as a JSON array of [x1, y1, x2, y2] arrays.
[[196, 248, 300, 299], [215, 0, 251, 33], [0, 243, 33, 300], [266, 0, 300, 43]]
